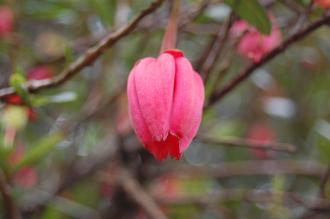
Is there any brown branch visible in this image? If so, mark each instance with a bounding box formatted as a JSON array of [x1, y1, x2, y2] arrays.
[[0, 169, 21, 219], [208, 14, 330, 107], [155, 189, 330, 211], [320, 164, 330, 198], [199, 135, 297, 153], [0, 0, 165, 99], [112, 168, 170, 219], [21, 134, 118, 216], [195, 12, 234, 76], [179, 0, 211, 27], [21, 86, 124, 215], [280, 0, 305, 14], [202, 13, 234, 82], [288, 0, 314, 35], [33, 0, 211, 67], [162, 160, 326, 179]]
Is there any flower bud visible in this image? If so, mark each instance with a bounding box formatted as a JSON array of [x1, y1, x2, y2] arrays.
[[127, 50, 204, 160], [0, 6, 14, 37], [232, 17, 282, 63], [315, 0, 330, 9]]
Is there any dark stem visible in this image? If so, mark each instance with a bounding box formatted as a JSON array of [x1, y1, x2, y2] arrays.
[[207, 14, 330, 107], [0, 0, 165, 99], [320, 164, 330, 198], [160, 0, 180, 52], [199, 136, 296, 153], [0, 169, 21, 219]]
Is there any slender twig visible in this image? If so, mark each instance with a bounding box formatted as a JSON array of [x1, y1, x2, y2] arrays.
[[21, 189, 102, 219], [208, 14, 330, 107], [21, 134, 118, 215], [182, 23, 221, 35], [280, 0, 305, 13], [162, 160, 326, 179], [35, 0, 211, 67], [179, 0, 211, 27], [21, 84, 124, 215], [300, 163, 330, 219], [113, 168, 170, 219], [203, 13, 234, 83], [160, 0, 180, 52], [320, 164, 330, 198], [156, 188, 330, 211], [199, 135, 296, 153], [20, 89, 121, 216], [0, 0, 165, 99], [195, 12, 234, 76], [0, 169, 21, 219], [195, 30, 220, 71], [289, 0, 314, 35]]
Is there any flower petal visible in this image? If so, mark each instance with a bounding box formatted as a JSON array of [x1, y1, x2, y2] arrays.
[[145, 133, 181, 161], [133, 53, 175, 141], [170, 57, 204, 152], [178, 73, 205, 152], [127, 58, 154, 144]]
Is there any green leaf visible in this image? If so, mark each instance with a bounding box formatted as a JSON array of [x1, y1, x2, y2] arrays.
[[10, 71, 26, 90], [13, 132, 63, 171], [316, 134, 330, 163], [9, 70, 30, 103], [23, 0, 73, 20], [41, 207, 64, 219], [224, 0, 271, 34], [29, 95, 50, 107], [272, 175, 285, 192]]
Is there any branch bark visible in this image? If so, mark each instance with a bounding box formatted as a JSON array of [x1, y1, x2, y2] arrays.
[[320, 164, 330, 198], [207, 14, 330, 107], [0, 0, 165, 99], [162, 160, 326, 179], [156, 188, 330, 211], [112, 168, 170, 219], [199, 135, 296, 153], [0, 169, 21, 219]]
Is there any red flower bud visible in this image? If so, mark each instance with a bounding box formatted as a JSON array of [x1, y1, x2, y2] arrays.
[[314, 0, 330, 9], [0, 6, 14, 37], [3, 94, 23, 105], [127, 50, 204, 160], [247, 122, 276, 159], [27, 65, 54, 81], [14, 167, 38, 188], [3, 65, 53, 121], [9, 143, 38, 188]]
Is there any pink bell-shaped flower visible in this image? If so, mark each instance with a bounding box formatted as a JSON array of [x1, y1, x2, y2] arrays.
[[127, 49, 204, 160], [237, 27, 281, 62], [231, 17, 282, 63]]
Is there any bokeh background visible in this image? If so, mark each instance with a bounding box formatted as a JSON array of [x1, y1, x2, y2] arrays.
[[0, 0, 330, 218]]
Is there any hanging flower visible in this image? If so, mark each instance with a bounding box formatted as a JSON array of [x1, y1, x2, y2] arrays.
[[232, 17, 282, 63], [127, 50, 204, 160]]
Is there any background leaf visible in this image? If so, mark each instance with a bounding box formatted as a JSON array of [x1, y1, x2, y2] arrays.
[[13, 133, 63, 171], [224, 0, 271, 34]]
